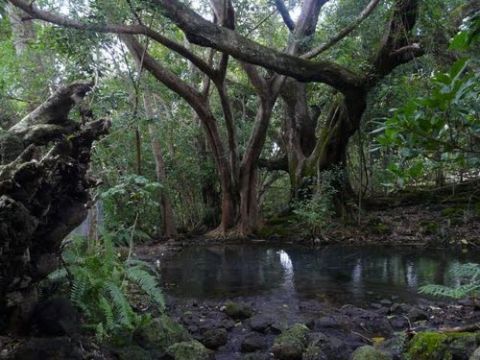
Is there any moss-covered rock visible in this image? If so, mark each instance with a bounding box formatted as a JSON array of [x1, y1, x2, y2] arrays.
[[201, 328, 228, 349], [135, 315, 191, 350], [406, 332, 450, 360], [224, 302, 252, 320], [166, 340, 211, 360], [302, 344, 327, 360], [406, 332, 480, 360], [114, 345, 154, 360], [272, 323, 309, 360], [351, 346, 391, 360]]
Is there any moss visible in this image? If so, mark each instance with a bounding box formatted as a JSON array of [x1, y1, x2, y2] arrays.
[[367, 218, 392, 235], [420, 221, 439, 235], [303, 344, 326, 360], [407, 332, 480, 360], [406, 332, 450, 360], [224, 302, 252, 319], [135, 315, 191, 350], [166, 340, 211, 360], [271, 323, 309, 360], [351, 345, 391, 360], [441, 207, 464, 219], [114, 345, 153, 360]]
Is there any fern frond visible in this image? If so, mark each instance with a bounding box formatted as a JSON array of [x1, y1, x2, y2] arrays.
[[126, 266, 165, 309], [105, 282, 134, 328]]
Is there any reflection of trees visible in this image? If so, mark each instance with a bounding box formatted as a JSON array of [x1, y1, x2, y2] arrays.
[[161, 245, 479, 302], [161, 245, 284, 297]]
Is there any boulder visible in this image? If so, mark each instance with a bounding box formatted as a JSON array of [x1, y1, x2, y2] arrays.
[[249, 314, 274, 333], [166, 340, 211, 360], [135, 315, 191, 350], [271, 323, 309, 360], [241, 332, 267, 352], [350, 346, 392, 360], [200, 328, 227, 349], [224, 302, 253, 320], [406, 331, 480, 360]]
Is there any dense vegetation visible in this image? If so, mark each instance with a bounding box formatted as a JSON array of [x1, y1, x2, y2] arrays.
[[0, 0, 479, 359]]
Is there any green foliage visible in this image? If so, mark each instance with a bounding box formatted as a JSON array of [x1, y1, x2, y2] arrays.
[[419, 263, 480, 299], [101, 174, 162, 242], [375, 11, 480, 189], [292, 171, 337, 237], [49, 233, 164, 340]]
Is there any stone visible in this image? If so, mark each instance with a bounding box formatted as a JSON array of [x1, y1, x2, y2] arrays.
[[389, 303, 411, 315], [271, 323, 309, 360], [166, 340, 211, 360], [224, 302, 253, 320], [241, 332, 267, 352], [135, 315, 191, 350], [389, 316, 408, 331], [350, 346, 392, 360], [302, 344, 327, 360], [406, 331, 480, 360], [407, 308, 428, 322], [200, 328, 228, 349], [11, 337, 83, 360], [249, 315, 273, 333], [378, 334, 407, 360], [242, 353, 269, 360], [470, 346, 480, 360]]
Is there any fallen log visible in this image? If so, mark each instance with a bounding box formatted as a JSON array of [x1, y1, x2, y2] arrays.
[[0, 81, 110, 333]]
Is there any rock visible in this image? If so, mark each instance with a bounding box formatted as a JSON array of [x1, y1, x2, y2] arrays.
[[407, 331, 480, 360], [166, 340, 211, 360], [29, 297, 79, 336], [471, 346, 480, 360], [406, 332, 449, 360], [113, 345, 155, 360], [407, 308, 428, 322], [11, 337, 83, 360], [302, 344, 327, 360], [249, 315, 273, 333], [221, 319, 236, 330], [307, 333, 351, 360], [242, 353, 269, 360], [241, 332, 267, 352], [314, 316, 343, 329], [271, 323, 309, 360], [378, 334, 407, 360], [271, 321, 287, 334], [380, 299, 392, 307], [350, 346, 392, 360], [389, 303, 410, 315], [200, 328, 227, 349], [388, 316, 408, 331], [224, 302, 253, 320], [135, 315, 191, 350]]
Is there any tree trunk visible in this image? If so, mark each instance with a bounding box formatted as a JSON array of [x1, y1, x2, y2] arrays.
[[0, 82, 110, 333]]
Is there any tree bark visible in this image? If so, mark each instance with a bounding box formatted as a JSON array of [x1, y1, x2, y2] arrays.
[[143, 95, 177, 238], [0, 82, 110, 333]]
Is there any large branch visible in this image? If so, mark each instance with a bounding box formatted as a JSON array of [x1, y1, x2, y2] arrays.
[[8, 0, 217, 79], [149, 0, 364, 94], [274, 0, 295, 32], [303, 0, 382, 59]]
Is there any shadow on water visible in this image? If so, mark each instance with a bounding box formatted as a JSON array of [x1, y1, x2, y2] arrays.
[[160, 244, 480, 306]]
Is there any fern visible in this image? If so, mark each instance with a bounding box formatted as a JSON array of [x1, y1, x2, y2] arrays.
[[49, 232, 164, 340], [419, 263, 480, 299]]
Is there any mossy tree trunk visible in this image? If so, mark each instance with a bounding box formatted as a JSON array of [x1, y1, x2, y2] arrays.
[[0, 81, 110, 333]]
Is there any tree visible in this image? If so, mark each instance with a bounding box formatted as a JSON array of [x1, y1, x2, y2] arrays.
[[7, 0, 423, 234], [0, 82, 109, 331]]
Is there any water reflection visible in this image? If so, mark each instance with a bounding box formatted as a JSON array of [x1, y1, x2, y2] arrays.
[[160, 245, 479, 305]]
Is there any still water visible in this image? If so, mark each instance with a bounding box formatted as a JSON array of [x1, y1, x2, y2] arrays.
[[160, 244, 479, 305]]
